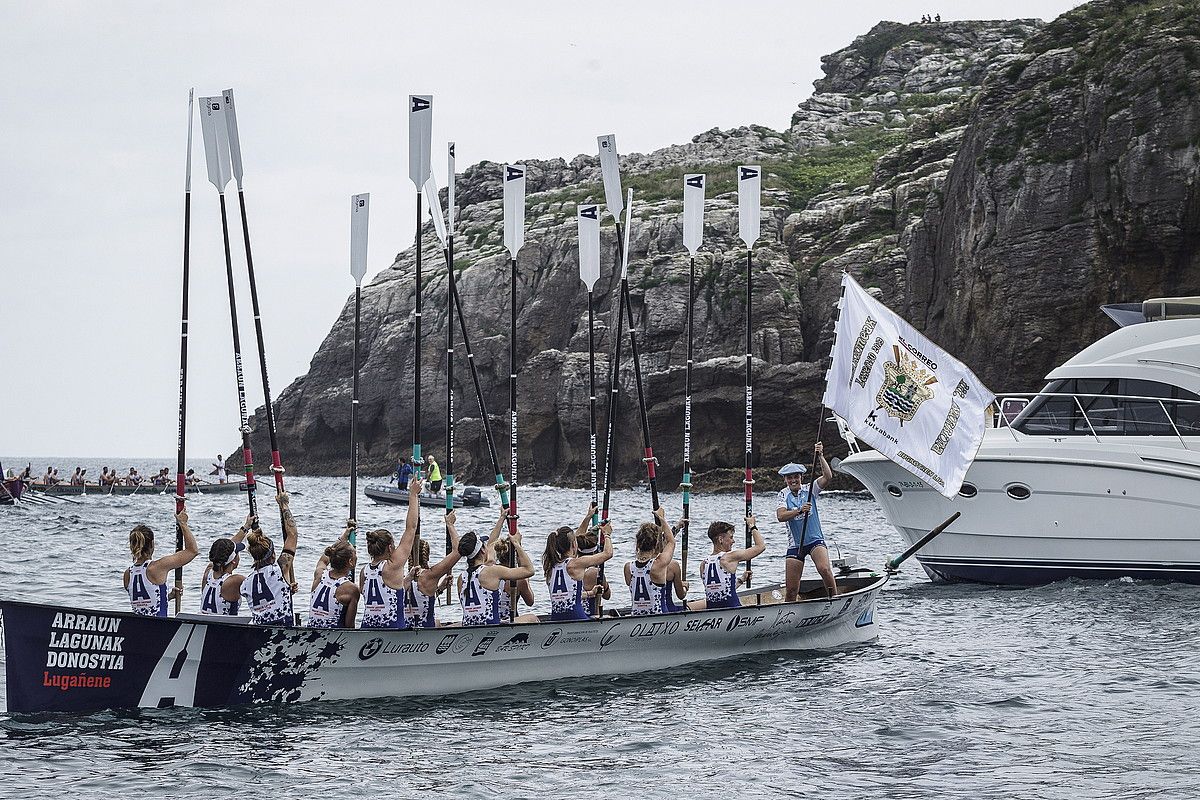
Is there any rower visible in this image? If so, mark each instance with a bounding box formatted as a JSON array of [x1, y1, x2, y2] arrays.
[[200, 513, 254, 616], [661, 519, 690, 612], [306, 521, 360, 629], [212, 455, 227, 484], [360, 475, 423, 629], [240, 490, 299, 626], [624, 507, 674, 616], [574, 525, 610, 617], [695, 514, 764, 610], [776, 446, 837, 601], [494, 536, 537, 621], [123, 510, 199, 617], [401, 509, 462, 628], [458, 506, 532, 626], [543, 503, 613, 622]]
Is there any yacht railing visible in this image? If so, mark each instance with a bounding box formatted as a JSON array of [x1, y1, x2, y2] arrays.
[[992, 391, 1200, 450]]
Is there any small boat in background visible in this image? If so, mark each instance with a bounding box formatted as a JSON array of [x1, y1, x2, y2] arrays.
[[1, 477, 24, 505], [365, 484, 490, 508]]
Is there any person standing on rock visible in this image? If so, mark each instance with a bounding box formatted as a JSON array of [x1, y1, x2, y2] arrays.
[[776, 443, 838, 601]]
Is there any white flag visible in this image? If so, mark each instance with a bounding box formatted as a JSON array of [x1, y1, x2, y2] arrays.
[[503, 164, 526, 259], [823, 273, 995, 498], [350, 193, 369, 285], [577, 204, 600, 290], [683, 174, 705, 254]]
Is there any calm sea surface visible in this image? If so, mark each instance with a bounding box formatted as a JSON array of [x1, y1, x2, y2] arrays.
[[1, 457, 1198, 799]]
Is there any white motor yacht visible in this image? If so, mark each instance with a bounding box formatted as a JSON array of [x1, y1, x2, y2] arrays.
[[838, 297, 1200, 584]]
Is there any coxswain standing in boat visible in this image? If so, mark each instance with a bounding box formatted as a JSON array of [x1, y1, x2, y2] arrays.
[[123, 511, 199, 617], [776, 445, 838, 601], [199, 513, 255, 616], [624, 508, 676, 616], [542, 503, 614, 622], [240, 490, 299, 625], [307, 520, 360, 629], [458, 507, 533, 626], [212, 455, 227, 484], [694, 514, 764, 610], [402, 509, 462, 628], [360, 475, 423, 629]]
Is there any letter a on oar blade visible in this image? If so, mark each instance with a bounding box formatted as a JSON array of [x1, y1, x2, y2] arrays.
[[447, 142, 456, 229], [683, 174, 706, 255], [503, 164, 526, 259], [738, 165, 761, 249], [409, 95, 433, 190], [199, 95, 232, 191], [424, 174, 448, 247], [350, 193, 370, 285], [597, 134, 623, 222], [222, 88, 245, 188], [577, 204, 601, 290]]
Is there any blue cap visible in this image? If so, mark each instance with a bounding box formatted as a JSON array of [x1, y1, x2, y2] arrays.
[[779, 463, 807, 476]]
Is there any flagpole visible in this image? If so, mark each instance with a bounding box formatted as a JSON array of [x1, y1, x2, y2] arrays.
[[409, 95, 433, 567], [680, 173, 705, 578], [444, 143, 457, 603], [738, 165, 761, 586], [349, 194, 370, 546], [173, 89, 195, 616], [200, 95, 258, 522], [503, 164, 526, 622]]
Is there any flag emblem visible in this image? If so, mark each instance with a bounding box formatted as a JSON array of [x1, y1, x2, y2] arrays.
[[876, 348, 937, 424]]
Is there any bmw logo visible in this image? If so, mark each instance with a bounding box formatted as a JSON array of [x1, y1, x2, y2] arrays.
[[358, 637, 384, 660]]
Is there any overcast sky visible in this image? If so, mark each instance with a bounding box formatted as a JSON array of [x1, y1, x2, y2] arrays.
[[1, 0, 1083, 460]]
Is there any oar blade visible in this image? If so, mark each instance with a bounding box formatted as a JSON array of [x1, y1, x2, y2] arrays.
[[409, 95, 433, 190], [683, 173, 705, 254], [577, 204, 600, 289], [738, 165, 761, 249], [185, 89, 195, 192], [597, 134, 623, 221], [222, 88, 245, 188], [198, 95, 232, 191], [447, 142, 456, 230], [350, 193, 370, 284], [620, 188, 633, 279], [503, 164, 526, 259], [424, 174, 448, 248]]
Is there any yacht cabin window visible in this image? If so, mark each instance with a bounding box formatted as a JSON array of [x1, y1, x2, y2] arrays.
[[1012, 378, 1200, 436]]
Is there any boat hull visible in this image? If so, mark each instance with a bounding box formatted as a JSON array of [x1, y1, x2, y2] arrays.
[[365, 485, 490, 508], [29, 482, 247, 497], [0, 576, 884, 713]]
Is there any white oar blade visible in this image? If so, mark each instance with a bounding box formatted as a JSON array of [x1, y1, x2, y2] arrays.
[[683, 173, 705, 254], [447, 142, 456, 230], [408, 95, 433, 189], [424, 175, 448, 247], [350, 193, 370, 285], [185, 89, 194, 192], [597, 134, 623, 222], [738, 165, 761, 249], [620, 188, 633, 279], [222, 88, 245, 188], [503, 164, 526, 259], [577, 204, 600, 290], [198, 95, 232, 191]]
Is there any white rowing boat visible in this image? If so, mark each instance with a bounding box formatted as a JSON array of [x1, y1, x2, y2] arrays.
[[0, 574, 884, 713]]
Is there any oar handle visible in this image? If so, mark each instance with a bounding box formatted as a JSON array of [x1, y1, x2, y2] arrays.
[[887, 511, 961, 572]]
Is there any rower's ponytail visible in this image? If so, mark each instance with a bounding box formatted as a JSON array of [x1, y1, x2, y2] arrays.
[[325, 540, 354, 572], [129, 525, 154, 562], [246, 528, 273, 564], [458, 531, 479, 569], [541, 528, 572, 580]]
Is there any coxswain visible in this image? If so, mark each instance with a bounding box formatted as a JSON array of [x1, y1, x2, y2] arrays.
[[776, 445, 837, 601], [458, 507, 533, 626], [360, 475, 423, 629], [542, 503, 614, 622], [624, 507, 674, 616], [212, 455, 227, 484], [306, 521, 360, 628], [494, 536, 537, 622], [123, 510, 199, 617], [401, 509, 462, 628], [240, 490, 299, 625], [200, 513, 254, 616], [696, 514, 764, 610]]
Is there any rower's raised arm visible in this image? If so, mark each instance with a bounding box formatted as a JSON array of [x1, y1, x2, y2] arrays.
[[576, 502, 596, 539], [490, 504, 508, 541], [395, 476, 424, 559]]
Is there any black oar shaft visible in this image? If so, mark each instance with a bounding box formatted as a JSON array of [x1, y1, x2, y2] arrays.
[[413, 193, 423, 563], [174, 184, 191, 616], [681, 254, 694, 575], [445, 233, 455, 603], [600, 238, 627, 524], [620, 282, 659, 510], [507, 255, 519, 621], [888, 512, 961, 571], [350, 284, 362, 526], [218, 193, 257, 519], [588, 290, 598, 521], [744, 248, 753, 585]]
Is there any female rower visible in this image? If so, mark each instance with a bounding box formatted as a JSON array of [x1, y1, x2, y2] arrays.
[[240, 490, 300, 625], [543, 503, 614, 622], [575, 519, 611, 616], [199, 513, 255, 616], [624, 508, 674, 616], [307, 520, 360, 629], [401, 509, 461, 628], [123, 510, 199, 617], [494, 536, 537, 622], [695, 514, 764, 610], [458, 507, 533, 626], [360, 475, 423, 629]]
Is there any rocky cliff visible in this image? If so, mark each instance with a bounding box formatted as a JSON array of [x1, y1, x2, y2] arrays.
[[247, 1, 1200, 487]]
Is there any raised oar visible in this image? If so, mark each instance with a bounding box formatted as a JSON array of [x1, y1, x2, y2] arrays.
[[577, 204, 601, 533], [503, 163, 526, 622], [597, 134, 627, 526], [409, 94, 433, 564], [738, 165, 761, 587], [444, 142, 457, 602], [199, 94, 257, 520], [680, 173, 705, 577], [348, 192, 370, 546], [423, 168, 453, 604], [223, 89, 288, 520], [173, 89, 195, 615]]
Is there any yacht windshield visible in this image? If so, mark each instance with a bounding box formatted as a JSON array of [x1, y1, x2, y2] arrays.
[[1012, 378, 1200, 436]]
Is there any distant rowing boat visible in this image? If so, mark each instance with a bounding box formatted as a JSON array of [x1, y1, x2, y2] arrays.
[[0, 574, 884, 713], [365, 484, 490, 508], [28, 482, 248, 497]]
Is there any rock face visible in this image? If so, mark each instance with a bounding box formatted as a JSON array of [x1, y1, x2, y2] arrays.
[[246, 2, 1200, 487]]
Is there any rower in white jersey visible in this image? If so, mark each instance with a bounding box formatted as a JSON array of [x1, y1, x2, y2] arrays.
[[623, 507, 675, 616], [401, 509, 461, 628], [123, 511, 199, 617], [494, 537, 537, 622], [692, 514, 764, 610], [307, 521, 360, 629], [458, 506, 534, 626], [199, 513, 255, 616], [240, 490, 300, 626], [359, 475, 423, 629], [542, 503, 614, 622]]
